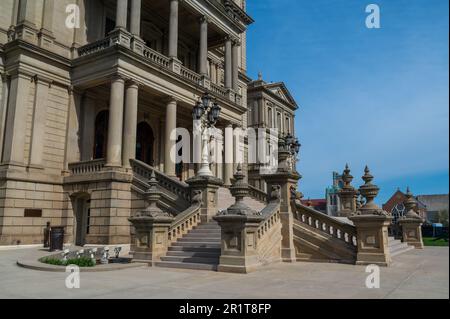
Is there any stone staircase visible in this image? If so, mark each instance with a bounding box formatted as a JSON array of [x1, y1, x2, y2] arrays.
[[155, 221, 221, 271], [388, 236, 414, 257], [217, 187, 266, 212]]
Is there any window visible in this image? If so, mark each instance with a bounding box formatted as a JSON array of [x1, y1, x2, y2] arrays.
[[277, 112, 282, 131], [285, 117, 291, 133], [267, 107, 273, 128], [24, 209, 42, 217]]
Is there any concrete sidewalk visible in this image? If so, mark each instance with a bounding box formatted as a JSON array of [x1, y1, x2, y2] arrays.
[[0, 247, 448, 299]]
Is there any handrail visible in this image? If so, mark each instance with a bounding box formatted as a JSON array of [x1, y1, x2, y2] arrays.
[[180, 65, 201, 84], [248, 185, 268, 203], [142, 45, 170, 68], [68, 159, 106, 175], [168, 202, 202, 243], [257, 202, 281, 241], [130, 159, 191, 202], [293, 202, 357, 246]]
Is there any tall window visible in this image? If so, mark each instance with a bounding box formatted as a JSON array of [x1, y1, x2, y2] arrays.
[[93, 110, 109, 159], [267, 107, 273, 128]]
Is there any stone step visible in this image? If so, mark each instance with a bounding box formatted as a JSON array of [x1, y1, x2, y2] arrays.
[[178, 237, 221, 243], [171, 242, 221, 249], [155, 261, 218, 271], [160, 255, 220, 264], [166, 251, 220, 258], [184, 232, 221, 237], [168, 246, 221, 253], [390, 245, 414, 257]]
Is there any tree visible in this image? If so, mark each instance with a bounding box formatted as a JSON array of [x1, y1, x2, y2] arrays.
[[438, 209, 449, 227]]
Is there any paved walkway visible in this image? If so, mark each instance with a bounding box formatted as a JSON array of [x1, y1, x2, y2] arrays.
[[0, 247, 448, 299]]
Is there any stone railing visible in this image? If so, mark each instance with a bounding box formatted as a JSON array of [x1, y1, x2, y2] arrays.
[[248, 185, 268, 203], [142, 45, 170, 68], [168, 202, 202, 244], [293, 202, 357, 247], [130, 159, 191, 202], [256, 202, 282, 263], [180, 65, 201, 84], [68, 159, 106, 175], [78, 37, 112, 57], [257, 202, 281, 241], [210, 82, 228, 98]]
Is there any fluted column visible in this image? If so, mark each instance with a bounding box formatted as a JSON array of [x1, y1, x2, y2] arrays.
[[165, 98, 177, 177], [198, 16, 208, 76], [168, 0, 179, 59], [224, 124, 234, 186], [0, 74, 10, 159], [122, 82, 139, 168], [232, 41, 240, 91], [130, 0, 141, 36], [224, 37, 232, 89], [106, 76, 125, 167], [115, 0, 128, 30]]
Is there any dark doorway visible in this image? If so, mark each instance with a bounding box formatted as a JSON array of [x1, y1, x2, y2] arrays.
[[93, 110, 109, 159], [136, 122, 154, 166], [73, 195, 90, 246]]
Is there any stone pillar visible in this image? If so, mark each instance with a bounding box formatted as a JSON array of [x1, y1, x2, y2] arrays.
[[223, 124, 234, 186], [1, 73, 32, 166], [0, 74, 10, 160], [128, 170, 174, 264], [349, 167, 392, 266], [224, 37, 232, 89], [164, 98, 177, 177], [15, 0, 38, 43], [38, 0, 55, 48], [106, 76, 125, 167], [168, 0, 179, 59], [63, 87, 82, 172], [29, 76, 51, 168], [198, 17, 208, 76], [70, 0, 86, 58], [115, 0, 128, 30], [398, 187, 424, 249], [122, 82, 139, 168], [80, 96, 95, 161], [337, 164, 359, 217], [186, 175, 223, 223], [232, 41, 240, 91], [130, 0, 141, 36]]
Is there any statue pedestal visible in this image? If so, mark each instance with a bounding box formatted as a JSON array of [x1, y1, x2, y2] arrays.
[[349, 214, 392, 266]]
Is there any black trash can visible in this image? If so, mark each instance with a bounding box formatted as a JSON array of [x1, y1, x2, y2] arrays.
[[49, 226, 65, 251]]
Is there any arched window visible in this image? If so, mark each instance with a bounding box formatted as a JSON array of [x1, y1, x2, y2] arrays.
[[93, 110, 109, 159], [136, 122, 154, 166]]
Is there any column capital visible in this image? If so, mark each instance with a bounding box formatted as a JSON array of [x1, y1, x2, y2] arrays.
[[125, 79, 141, 89], [199, 15, 209, 24], [165, 95, 178, 104], [110, 73, 127, 83], [31, 74, 53, 86]]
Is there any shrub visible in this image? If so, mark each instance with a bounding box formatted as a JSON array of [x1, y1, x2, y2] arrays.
[[39, 256, 96, 267]]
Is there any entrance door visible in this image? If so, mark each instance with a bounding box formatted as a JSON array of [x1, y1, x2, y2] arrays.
[[136, 122, 154, 166], [74, 196, 90, 246]]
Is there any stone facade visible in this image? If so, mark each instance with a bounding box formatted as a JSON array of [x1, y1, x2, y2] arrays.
[[0, 0, 254, 246]]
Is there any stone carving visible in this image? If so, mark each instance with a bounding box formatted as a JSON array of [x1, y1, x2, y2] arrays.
[[337, 164, 359, 216], [191, 190, 203, 205], [354, 166, 388, 216], [101, 247, 109, 264], [402, 187, 422, 220], [270, 185, 281, 203], [136, 170, 171, 218], [219, 164, 261, 216]]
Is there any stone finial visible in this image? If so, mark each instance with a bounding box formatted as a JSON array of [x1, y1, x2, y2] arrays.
[[258, 71, 262, 81], [307, 198, 312, 207], [403, 187, 421, 219], [221, 164, 260, 216], [138, 170, 170, 218], [357, 166, 387, 216], [337, 164, 358, 216]]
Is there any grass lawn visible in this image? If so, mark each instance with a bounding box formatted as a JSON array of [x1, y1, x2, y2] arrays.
[[423, 237, 449, 247]]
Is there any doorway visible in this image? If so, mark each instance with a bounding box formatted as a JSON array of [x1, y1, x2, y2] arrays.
[[136, 122, 154, 166], [73, 195, 90, 246]]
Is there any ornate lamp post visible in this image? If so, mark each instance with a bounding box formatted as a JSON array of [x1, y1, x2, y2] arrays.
[[193, 93, 221, 177], [284, 133, 301, 172]]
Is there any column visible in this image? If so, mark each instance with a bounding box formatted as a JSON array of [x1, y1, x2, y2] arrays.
[[1, 73, 31, 165], [210, 61, 217, 84], [106, 76, 125, 167], [168, 0, 179, 59], [16, 0, 38, 43], [115, 0, 128, 30], [80, 96, 95, 161], [165, 98, 177, 177], [0, 74, 10, 159], [224, 124, 234, 186], [232, 41, 240, 91], [29, 76, 51, 167], [122, 82, 139, 168], [71, 0, 86, 58], [41, 0, 54, 33], [63, 87, 82, 171], [198, 16, 208, 76], [130, 0, 142, 37], [224, 37, 232, 89]]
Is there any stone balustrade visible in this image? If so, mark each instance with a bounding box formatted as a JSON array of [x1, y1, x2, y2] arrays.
[[130, 159, 191, 202], [142, 45, 170, 68], [248, 185, 268, 203], [180, 65, 201, 84], [210, 82, 228, 97], [78, 37, 113, 57], [68, 159, 106, 175], [293, 203, 357, 247], [168, 201, 202, 244]]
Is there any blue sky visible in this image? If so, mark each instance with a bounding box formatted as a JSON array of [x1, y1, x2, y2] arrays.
[[246, 0, 449, 204]]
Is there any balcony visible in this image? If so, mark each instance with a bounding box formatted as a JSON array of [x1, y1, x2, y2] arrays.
[[76, 30, 242, 106]]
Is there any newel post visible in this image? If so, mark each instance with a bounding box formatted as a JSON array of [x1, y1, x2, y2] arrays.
[[349, 166, 393, 266], [398, 187, 424, 249], [213, 164, 265, 273], [128, 170, 174, 264]]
